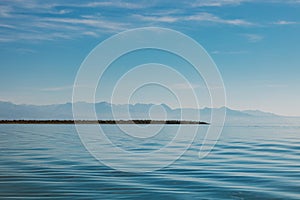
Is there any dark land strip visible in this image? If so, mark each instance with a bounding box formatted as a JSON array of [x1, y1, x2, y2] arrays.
[[0, 120, 209, 125]]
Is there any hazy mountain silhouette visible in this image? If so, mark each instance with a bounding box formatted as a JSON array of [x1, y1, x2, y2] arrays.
[[0, 101, 299, 125]]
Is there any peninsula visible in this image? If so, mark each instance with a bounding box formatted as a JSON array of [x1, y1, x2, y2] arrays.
[[0, 120, 209, 125]]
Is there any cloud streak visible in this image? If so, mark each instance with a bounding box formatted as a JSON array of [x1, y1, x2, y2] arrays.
[[243, 34, 264, 42], [211, 50, 248, 55], [134, 12, 254, 26], [185, 13, 253, 26], [40, 85, 74, 92], [82, 1, 147, 9], [0, 0, 297, 43], [190, 0, 249, 7], [273, 20, 298, 25], [42, 16, 128, 32]]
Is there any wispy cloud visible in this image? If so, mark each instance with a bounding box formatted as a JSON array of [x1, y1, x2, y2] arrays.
[[41, 85, 74, 92], [0, 23, 15, 29], [0, 1, 129, 40], [273, 20, 298, 25], [281, 0, 300, 4], [243, 34, 264, 42], [132, 14, 179, 23], [42, 16, 128, 32], [185, 13, 253, 26], [16, 48, 37, 54], [0, 11, 129, 42], [211, 50, 248, 55], [0, 5, 13, 17], [82, 1, 146, 9], [82, 31, 99, 37], [190, 0, 249, 7], [0, 0, 295, 43], [134, 12, 254, 26], [0, 37, 14, 42]]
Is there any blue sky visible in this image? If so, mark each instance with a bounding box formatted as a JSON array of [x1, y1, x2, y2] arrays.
[[0, 0, 300, 116]]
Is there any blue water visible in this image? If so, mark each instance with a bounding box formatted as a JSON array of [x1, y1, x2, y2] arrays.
[[1, 124, 300, 199]]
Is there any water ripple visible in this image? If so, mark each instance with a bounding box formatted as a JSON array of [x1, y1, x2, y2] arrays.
[[0, 124, 300, 199]]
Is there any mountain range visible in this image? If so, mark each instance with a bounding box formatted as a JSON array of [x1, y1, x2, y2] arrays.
[[0, 101, 299, 125]]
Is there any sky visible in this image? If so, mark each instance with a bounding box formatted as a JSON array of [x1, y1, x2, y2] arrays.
[[0, 0, 300, 116]]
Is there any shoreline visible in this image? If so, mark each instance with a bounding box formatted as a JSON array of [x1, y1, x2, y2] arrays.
[[0, 120, 209, 125]]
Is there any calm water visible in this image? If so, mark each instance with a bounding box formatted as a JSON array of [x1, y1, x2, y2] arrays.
[[1, 124, 300, 199]]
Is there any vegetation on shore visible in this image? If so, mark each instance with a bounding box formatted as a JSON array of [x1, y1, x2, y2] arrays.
[[0, 120, 209, 125]]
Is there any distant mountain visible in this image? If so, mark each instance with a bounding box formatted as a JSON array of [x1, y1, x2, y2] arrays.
[[243, 110, 278, 117], [0, 101, 299, 125], [0, 101, 72, 119]]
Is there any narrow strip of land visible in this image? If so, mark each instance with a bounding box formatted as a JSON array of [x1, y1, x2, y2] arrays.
[[0, 120, 209, 125]]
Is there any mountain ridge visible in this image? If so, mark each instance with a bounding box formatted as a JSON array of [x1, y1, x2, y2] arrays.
[[0, 101, 299, 125]]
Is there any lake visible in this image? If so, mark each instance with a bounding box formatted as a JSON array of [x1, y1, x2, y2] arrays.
[[1, 124, 300, 199]]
